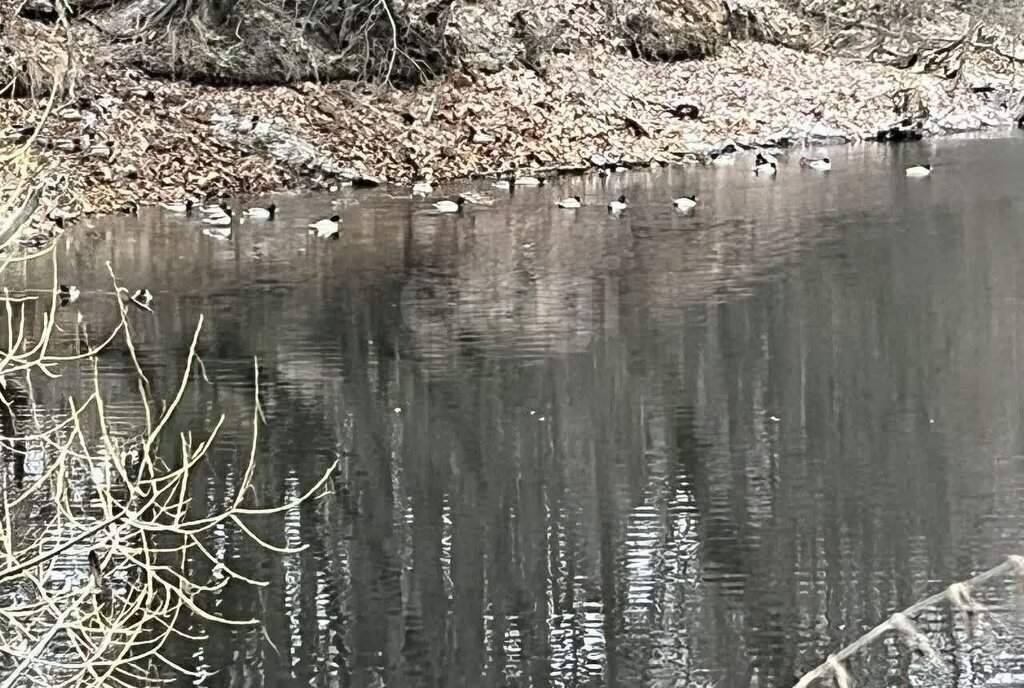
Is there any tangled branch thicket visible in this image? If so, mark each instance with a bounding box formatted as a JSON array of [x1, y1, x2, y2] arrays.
[[111, 0, 1024, 88], [790, 0, 1024, 70], [0, 261, 335, 683], [0, 254, 334, 684], [126, 0, 456, 85]]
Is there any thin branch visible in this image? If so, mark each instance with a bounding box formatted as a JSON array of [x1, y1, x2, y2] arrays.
[[791, 556, 1023, 688], [0, 185, 45, 249]]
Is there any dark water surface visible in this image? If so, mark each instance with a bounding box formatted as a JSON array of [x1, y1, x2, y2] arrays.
[[16, 137, 1024, 686]]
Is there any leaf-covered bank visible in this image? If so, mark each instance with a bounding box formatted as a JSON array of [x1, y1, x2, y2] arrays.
[[2, 0, 1024, 234]]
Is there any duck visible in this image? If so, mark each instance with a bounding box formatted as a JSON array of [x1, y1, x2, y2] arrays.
[[459, 192, 493, 206], [607, 195, 628, 213], [412, 181, 434, 196], [119, 200, 139, 215], [514, 175, 545, 187], [709, 150, 736, 166], [244, 203, 276, 220], [203, 208, 233, 227], [756, 151, 779, 166], [557, 196, 582, 209], [905, 164, 932, 177], [754, 161, 778, 176], [160, 199, 194, 215], [800, 157, 831, 171], [130, 288, 153, 311], [672, 194, 699, 211], [308, 215, 341, 238], [58, 284, 80, 307], [18, 232, 52, 251], [201, 202, 230, 217], [433, 198, 466, 213]]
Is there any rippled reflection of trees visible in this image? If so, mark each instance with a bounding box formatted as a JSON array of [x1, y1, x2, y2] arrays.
[[27, 164, 1024, 686]]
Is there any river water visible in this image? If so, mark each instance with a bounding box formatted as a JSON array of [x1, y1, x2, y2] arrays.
[[13, 137, 1024, 686]]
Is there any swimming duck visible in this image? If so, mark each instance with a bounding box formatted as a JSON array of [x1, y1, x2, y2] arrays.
[[459, 192, 494, 206], [756, 151, 779, 166], [58, 284, 80, 307], [203, 208, 233, 227], [244, 203, 276, 220], [754, 161, 778, 176], [905, 164, 932, 177], [18, 232, 52, 251], [709, 150, 736, 166], [607, 195, 628, 213], [557, 196, 582, 209], [119, 200, 139, 215], [201, 202, 230, 217], [309, 215, 341, 238], [160, 200, 194, 215], [800, 157, 831, 171], [672, 194, 698, 211], [130, 288, 153, 311], [412, 181, 434, 196], [433, 198, 466, 213], [514, 175, 545, 187]]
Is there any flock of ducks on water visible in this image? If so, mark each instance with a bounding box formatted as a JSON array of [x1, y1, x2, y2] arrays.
[[153, 152, 935, 233], [157, 199, 340, 239], [151, 152, 936, 230], [418, 152, 933, 215], [56, 152, 933, 315], [56, 283, 153, 312]]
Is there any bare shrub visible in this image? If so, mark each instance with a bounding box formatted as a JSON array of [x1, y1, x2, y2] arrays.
[[0, 132, 333, 682]]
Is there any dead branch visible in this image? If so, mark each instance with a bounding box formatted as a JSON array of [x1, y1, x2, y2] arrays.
[[791, 555, 1024, 688], [0, 185, 44, 249]]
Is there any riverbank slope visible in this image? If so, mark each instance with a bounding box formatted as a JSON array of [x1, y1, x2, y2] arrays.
[[1, 0, 1023, 231]]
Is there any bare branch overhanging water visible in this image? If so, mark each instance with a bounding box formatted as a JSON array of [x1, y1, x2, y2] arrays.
[[0, 216, 333, 684]]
